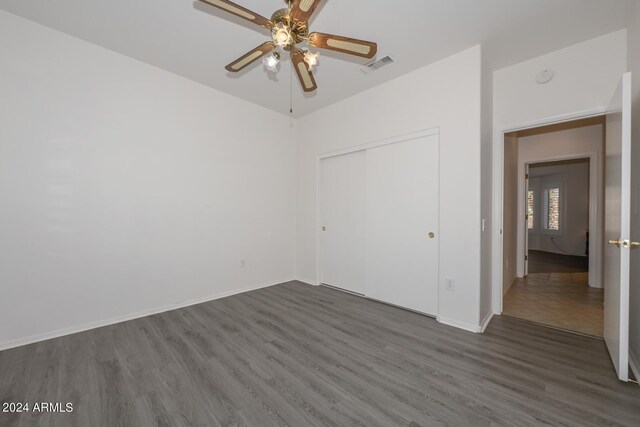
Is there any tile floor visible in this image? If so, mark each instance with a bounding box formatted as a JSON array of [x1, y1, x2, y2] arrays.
[[503, 271, 604, 337]]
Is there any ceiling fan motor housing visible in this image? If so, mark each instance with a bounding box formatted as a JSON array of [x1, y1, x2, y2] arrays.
[[271, 8, 308, 50]]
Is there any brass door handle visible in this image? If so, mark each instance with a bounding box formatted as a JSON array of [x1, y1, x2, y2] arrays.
[[428, 232, 435, 239], [608, 239, 640, 248]]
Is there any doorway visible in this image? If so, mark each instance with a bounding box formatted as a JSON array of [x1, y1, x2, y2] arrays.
[[494, 72, 634, 382], [526, 158, 590, 275], [501, 117, 605, 337]]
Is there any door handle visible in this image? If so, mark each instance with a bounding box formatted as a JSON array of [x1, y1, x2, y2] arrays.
[[608, 239, 640, 248]]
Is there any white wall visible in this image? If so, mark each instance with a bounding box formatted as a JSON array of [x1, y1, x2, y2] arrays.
[[492, 30, 627, 311], [296, 46, 484, 332], [494, 30, 627, 130], [528, 160, 590, 256], [503, 135, 518, 294], [627, 2, 640, 380], [0, 11, 297, 350], [517, 125, 603, 286]]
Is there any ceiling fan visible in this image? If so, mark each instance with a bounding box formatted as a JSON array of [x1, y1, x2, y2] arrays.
[[198, 0, 378, 93]]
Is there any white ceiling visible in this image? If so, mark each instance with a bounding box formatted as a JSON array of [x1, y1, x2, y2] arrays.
[[0, 0, 634, 117]]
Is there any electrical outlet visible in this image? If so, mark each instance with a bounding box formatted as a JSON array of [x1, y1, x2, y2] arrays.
[[445, 278, 455, 291], [240, 259, 246, 269]]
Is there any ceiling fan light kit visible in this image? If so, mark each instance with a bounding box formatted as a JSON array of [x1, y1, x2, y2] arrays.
[[262, 51, 281, 72], [198, 0, 378, 93]]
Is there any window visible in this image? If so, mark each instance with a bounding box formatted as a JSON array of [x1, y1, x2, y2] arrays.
[[543, 187, 561, 232], [527, 190, 535, 229]]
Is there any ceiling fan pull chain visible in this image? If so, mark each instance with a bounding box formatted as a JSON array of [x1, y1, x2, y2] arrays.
[[290, 61, 294, 114]]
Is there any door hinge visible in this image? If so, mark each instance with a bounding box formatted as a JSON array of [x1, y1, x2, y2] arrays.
[[525, 255, 528, 261], [525, 173, 529, 179]]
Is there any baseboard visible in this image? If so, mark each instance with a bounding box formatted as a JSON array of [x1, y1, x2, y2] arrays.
[[479, 312, 495, 333], [0, 278, 293, 352], [437, 316, 482, 333], [296, 277, 318, 286], [630, 350, 640, 383]]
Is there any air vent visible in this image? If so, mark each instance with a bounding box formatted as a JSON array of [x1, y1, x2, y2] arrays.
[[360, 56, 394, 74]]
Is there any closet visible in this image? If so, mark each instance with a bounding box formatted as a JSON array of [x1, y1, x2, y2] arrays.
[[319, 132, 440, 315]]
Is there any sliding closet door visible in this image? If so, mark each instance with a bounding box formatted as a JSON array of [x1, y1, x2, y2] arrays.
[[319, 151, 366, 294], [365, 135, 439, 315]]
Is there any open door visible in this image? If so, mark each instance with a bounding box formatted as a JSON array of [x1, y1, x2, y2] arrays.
[[604, 72, 633, 382]]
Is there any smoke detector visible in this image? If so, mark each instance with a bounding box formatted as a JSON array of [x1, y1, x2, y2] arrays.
[[536, 69, 554, 84]]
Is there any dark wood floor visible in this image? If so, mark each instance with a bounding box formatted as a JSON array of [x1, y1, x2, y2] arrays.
[[1, 282, 639, 427], [528, 249, 589, 273]]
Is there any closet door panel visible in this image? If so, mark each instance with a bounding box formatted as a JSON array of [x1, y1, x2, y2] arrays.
[[365, 135, 439, 315], [319, 151, 366, 294]]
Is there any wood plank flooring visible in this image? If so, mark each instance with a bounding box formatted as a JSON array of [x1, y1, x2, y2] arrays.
[[1, 281, 639, 426]]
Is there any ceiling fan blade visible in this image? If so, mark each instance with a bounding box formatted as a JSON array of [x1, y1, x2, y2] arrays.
[[291, 49, 317, 92], [308, 32, 377, 59], [225, 42, 275, 72], [291, 0, 322, 23], [198, 0, 273, 29]]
